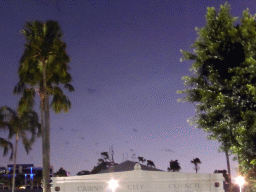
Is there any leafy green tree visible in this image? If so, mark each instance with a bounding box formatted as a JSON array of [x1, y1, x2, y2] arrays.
[[0, 106, 40, 192], [179, 3, 256, 188], [191, 158, 201, 173], [15, 20, 74, 192], [54, 167, 67, 177], [168, 160, 181, 172]]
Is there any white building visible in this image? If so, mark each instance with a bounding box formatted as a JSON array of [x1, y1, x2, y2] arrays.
[[52, 160, 225, 192]]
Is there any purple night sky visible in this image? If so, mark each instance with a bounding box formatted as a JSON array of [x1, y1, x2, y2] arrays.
[[1, 0, 253, 180]]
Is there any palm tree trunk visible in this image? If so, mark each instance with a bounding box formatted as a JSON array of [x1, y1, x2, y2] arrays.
[[40, 92, 45, 191], [12, 134, 19, 192], [44, 93, 50, 192], [42, 60, 51, 192]]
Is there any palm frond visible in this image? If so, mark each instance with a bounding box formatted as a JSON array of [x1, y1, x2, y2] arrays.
[[17, 88, 36, 114], [64, 83, 74, 92], [13, 81, 26, 94], [0, 137, 13, 160], [20, 133, 32, 154]]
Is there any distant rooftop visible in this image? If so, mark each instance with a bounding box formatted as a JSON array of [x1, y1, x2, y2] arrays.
[[7, 164, 34, 168], [98, 160, 164, 174]]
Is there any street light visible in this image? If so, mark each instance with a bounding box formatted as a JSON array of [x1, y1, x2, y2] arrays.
[[236, 176, 245, 192], [108, 179, 118, 192]]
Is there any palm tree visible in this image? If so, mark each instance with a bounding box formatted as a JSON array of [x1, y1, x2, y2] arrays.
[[0, 106, 40, 192], [14, 20, 74, 192], [168, 160, 181, 172], [191, 158, 201, 173]]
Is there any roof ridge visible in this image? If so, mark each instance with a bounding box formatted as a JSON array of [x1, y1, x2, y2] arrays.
[[98, 160, 163, 174]]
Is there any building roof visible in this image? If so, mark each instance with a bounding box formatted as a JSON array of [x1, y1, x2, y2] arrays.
[[98, 160, 164, 174], [7, 164, 34, 168]]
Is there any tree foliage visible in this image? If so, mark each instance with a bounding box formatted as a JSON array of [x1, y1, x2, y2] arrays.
[[15, 20, 74, 115], [54, 167, 67, 177], [147, 160, 155, 167], [34, 170, 42, 187], [91, 151, 117, 174], [91, 162, 108, 174], [168, 160, 181, 172], [179, 2, 256, 188], [90, 151, 119, 174], [15, 174, 25, 188], [0, 173, 12, 189], [0, 106, 41, 192], [138, 157, 146, 163]]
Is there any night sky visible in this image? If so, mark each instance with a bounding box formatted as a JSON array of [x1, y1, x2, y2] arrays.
[[1, 0, 254, 180]]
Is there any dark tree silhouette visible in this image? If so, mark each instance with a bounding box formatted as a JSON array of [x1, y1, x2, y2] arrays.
[[101, 152, 109, 160], [191, 158, 201, 173], [168, 160, 181, 172], [138, 157, 146, 163], [34, 170, 42, 189], [15, 174, 25, 188], [54, 167, 67, 177], [91, 151, 118, 174], [147, 160, 155, 167], [0, 174, 11, 189], [91, 162, 107, 174]]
